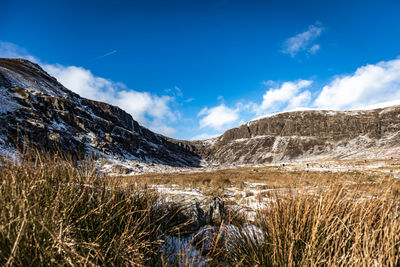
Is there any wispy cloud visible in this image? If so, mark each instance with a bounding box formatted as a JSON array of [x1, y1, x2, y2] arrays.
[[184, 98, 195, 103], [282, 22, 324, 57], [165, 86, 183, 97], [0, 41, 39, 62], [308, 44, 320, 55]]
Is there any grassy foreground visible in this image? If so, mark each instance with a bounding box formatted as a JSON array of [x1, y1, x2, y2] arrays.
[[0, 151, 181, 266], [1, 151, 400, 266]]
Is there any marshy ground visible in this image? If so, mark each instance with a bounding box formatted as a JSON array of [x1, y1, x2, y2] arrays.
[[118, 160, 400, 219]]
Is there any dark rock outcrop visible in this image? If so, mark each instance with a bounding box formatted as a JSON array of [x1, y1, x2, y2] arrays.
[[0, 58, 201, 167], [174, 197, 226, 233]]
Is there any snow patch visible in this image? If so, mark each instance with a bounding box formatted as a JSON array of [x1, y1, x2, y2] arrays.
[[0, 86, 21, 114]]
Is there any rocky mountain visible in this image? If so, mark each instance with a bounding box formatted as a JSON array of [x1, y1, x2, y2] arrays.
[[1, 58, 400, 170], [0, 58, 201, 167], [197, 108, 400, 165]]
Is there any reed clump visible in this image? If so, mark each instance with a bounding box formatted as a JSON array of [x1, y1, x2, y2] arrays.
[[0, 150, 177, 266], [210, 186, 400, 266]]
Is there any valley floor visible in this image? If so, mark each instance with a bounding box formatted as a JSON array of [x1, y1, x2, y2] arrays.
[[114, 158, 400, 218], [2, 152, 399, 266], [108, 159, 400, 265]]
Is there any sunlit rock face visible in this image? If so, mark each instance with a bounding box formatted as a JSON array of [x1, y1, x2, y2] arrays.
[[196, 107, 400, 165]]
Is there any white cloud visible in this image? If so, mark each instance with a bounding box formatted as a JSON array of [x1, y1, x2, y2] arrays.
[[5, 41, 400, 140], [355, 99, 400, 110], [314, 58, 400, 110], [185, 98, 195, 103], [261, 80, 278, 87], [194, 80, 313, 137], [195, 57, 400, 139], [43, 64, 113, 101], [0, 41, 179, 136], [198, 104, 239, 130], [174, 86, 183, 97], [287, 90, 312, 109], [165, 86, 183, 97], [308, 44, 320, 55], [282, 23, 324, 57], [259, 79, 312, 112], [43, 64, 178, 136], [0, 41, 39, 62]]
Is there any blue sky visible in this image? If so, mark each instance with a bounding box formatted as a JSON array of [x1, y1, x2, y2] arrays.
[[1, 0, 400, 140]]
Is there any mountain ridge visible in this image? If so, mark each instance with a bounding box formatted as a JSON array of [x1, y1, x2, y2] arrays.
[[1, 58, 400, 170], [200, 107, 400, 165], [0, 58, 201, 167]]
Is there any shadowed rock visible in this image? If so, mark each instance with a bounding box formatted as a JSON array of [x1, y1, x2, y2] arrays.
[[0, 58, 201, 167], [193, 197, 225, 230]]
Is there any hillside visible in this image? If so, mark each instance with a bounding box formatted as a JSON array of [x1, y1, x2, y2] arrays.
[[0, 58, 201, 167], [1, 58, 400, 170], [199, 108, 400, 165]]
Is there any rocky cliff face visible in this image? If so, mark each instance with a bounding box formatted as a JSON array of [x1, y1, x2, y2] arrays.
[[198, 108, 400, 165], [1, 58, 400, 168], [0, 58, 201, 167]]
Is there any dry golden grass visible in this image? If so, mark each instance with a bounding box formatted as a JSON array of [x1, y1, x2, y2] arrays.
[[207, 185, 400, 266], [0, 150, 186, 266], [117, 165, 396, 195]]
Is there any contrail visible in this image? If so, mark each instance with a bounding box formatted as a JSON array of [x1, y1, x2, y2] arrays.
[[85, 50, 117, 64], [96, 50, 117, 60]]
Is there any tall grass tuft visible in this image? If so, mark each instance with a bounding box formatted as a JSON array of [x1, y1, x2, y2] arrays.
[[0, 150, 174, 266], [215, 186, 400, 266]]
